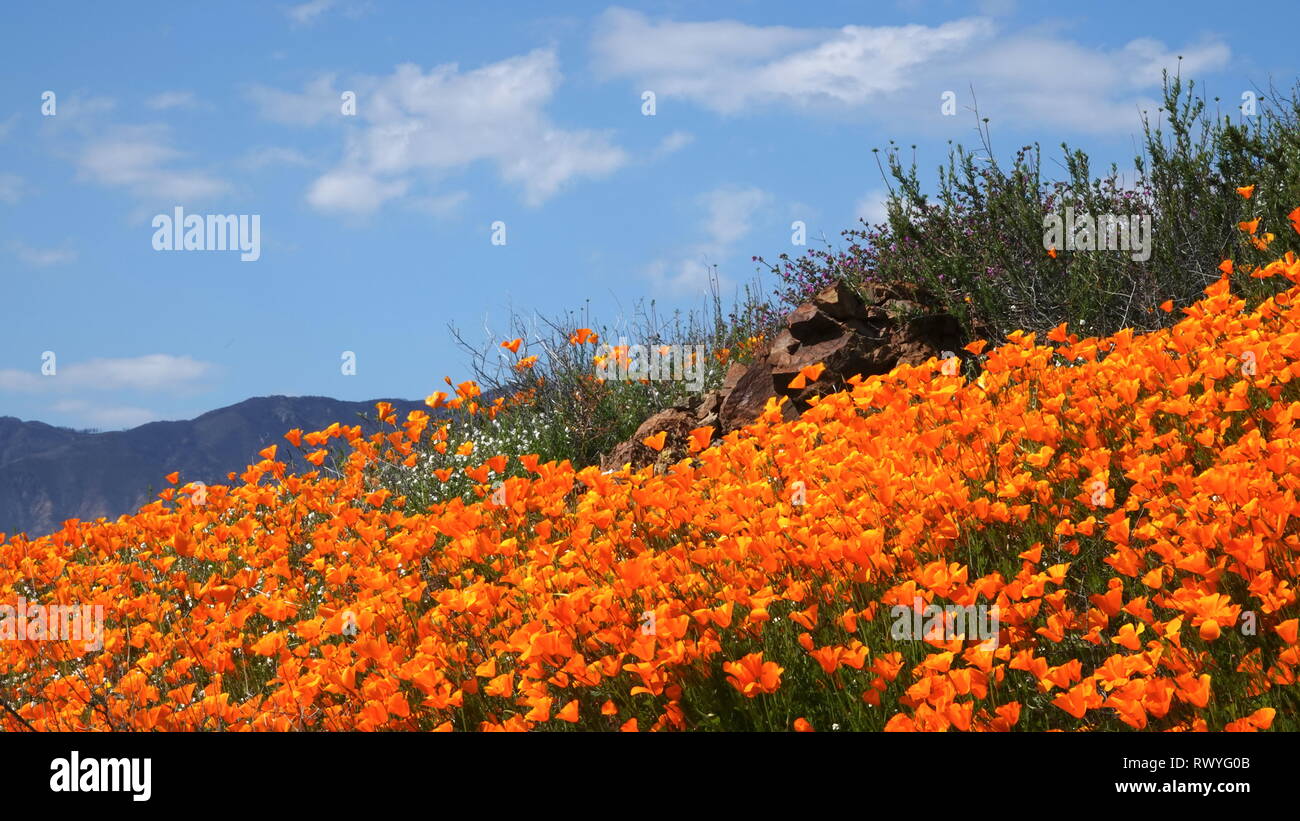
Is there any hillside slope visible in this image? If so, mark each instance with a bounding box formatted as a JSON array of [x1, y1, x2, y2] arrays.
[[2, 257, 1299, 731]]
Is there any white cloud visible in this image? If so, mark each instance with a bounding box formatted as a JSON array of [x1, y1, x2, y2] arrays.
[[0, 173, 22, 204], [591, 8, 1231, 132], [0, 114, 17, 141], [285, 0, 368, 26], [653, 130, 694, 157], [50, 399, 158, 430], [77, 125, 229, 203], [647, 184, 771, 294], [593, 8, 987, 114], [286, 0, 336, 25], [701, 186, 770, 247], [247, 75, 341, 126], [306, 170, 408, 213], [0, 354, 213, 393], [252, 50, 628, 213], [42, 97, 229, 209], [11, 241, 77, 266], [594, 8, 821, 88], [854, 189, 890, 226], [145, 91, 198, 110]]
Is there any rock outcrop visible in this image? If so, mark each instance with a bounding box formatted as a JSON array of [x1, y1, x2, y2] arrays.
[[602, 280, 963, 471]]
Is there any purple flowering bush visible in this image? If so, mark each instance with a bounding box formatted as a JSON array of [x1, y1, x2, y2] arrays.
[[759, 73, 1300, 343]]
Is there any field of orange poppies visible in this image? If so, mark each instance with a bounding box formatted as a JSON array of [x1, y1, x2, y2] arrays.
[[3, 254, 1300, 732]]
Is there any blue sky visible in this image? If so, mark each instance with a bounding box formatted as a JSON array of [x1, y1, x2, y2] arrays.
[[1, 0, 1294, 430]]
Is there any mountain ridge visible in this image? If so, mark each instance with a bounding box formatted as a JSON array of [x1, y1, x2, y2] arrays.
[[0, 395, 429, 538]]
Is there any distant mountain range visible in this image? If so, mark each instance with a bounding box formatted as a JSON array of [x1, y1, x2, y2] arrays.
[[0, 395, 429, 538]]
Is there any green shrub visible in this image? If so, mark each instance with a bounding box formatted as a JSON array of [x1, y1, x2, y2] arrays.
[[760, 70, 1300, 343]]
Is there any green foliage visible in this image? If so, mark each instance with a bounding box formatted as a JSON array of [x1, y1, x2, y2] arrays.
[[366, 273, 777, 503], [761, 71, 1300, 343], [387, 70, 1300, 480]]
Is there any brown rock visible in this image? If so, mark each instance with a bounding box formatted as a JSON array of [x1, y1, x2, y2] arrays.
[[695, 390, 721, 420], [718, 361, 799, 433], [600, 406, 698, 472], [785, 302, 841, 344], [694, 390, 722, 431], [767, 281, 963, 406], [600, 278, 964, 467], [721, 362, 749, 394], [811, 280, 868, 322]]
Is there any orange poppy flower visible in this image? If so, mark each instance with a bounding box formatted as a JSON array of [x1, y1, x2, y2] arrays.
[[723, 652, 784, 698], [687, 426, 713, 453], [786, 363, 826, 390]]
